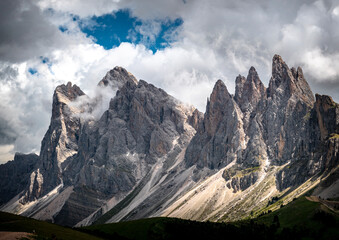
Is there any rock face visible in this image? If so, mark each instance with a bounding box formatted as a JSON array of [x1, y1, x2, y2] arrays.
[[0, 153, 38, 206], [22, 82, 85, 203], [185, 80, 245, 169], [2, 66, 197, 226], [1, 55, 338, 226], [98, 66, 138, 89], [276, 93, 339, 190]]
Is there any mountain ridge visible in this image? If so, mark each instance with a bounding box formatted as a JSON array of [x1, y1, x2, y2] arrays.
[[0, 54, 338, 227]]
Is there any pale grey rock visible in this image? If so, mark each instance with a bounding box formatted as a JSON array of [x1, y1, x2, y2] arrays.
[[98, 66, 138, 89], [276, 93, 339, 190], [22, 82, 85, 203], [185, 80, 245, 169], [227, 172, 259, 193], [53, 71, 198, 226]]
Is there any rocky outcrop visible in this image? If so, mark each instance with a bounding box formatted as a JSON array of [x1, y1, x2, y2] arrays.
[[0, 153, 38, 206], [185, 80, 245, 169], [235, 67, 267, 167], [223, 166, 260, 193], [227, 172, 259, 193], [314, 94, 339, 141], [22, 82, 85, 202], [98, 66, 138, 89], [234, 67, 266, 116], [264, 55, 315, 165], [276, 93, 339, 190]]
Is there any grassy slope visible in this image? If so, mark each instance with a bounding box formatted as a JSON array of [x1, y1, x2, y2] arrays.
[[255, 196, 339, 239], [83, 217, 166, 240], [0, 211, 102, 240], [82, 217, 277, 240], [83, 196, 339, 240], [256, 197, 320, 227], [1, 196, 338, 240]]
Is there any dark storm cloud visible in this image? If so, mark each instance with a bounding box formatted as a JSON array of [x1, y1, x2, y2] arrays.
[[0, 117, 17, 145], [0, 65, 18, 83], [0, 0, 65, 63]]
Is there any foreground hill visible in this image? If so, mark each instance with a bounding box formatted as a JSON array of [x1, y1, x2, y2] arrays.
[[0, 211, 101, 240], [1, 194, 338, 240]]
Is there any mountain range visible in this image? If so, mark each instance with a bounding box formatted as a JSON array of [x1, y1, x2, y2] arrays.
[[0, 54, 338, 227]]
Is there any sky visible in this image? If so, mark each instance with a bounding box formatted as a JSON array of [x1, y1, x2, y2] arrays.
[[0, 0, 339, 164]]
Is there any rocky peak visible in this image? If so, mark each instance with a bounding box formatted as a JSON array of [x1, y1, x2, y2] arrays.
[[185, 79, 245, 169], [52, 82, 85, 120], [234, 75, 246, 103], [267, 54, 292, 98], [247, 67, 262, 86], [292, 66, 314, 105], [316, 94, 337, 112], [0, 153, 38, 205], [205, 80, 232, 136], [271, 54, 286, 75], [23, 82, 86, 202], [14, 152, 39, 162], [235, 66, 266, 113], [207, 80, 231, 111], [314, 94, 339, 140], [98, 66, 138, 90], [55, 82, 85, 101], [188, 109, 204, 132], [267, 55, 314, 105]]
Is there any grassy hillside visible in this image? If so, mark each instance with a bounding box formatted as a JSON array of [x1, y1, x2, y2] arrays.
[[82, 217, 279, 240], [1, 195, 338, 240], [82, 196, 339, 240], [255, 196, 339, 239], [0, 211, 102, 240]]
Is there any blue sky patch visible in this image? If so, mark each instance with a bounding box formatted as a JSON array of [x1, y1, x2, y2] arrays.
[[58, 25, 68, 32], [40, 56, 50, 64], [76, 9, 183, 53], [28, 68, 38, 75], [39, 56, 54, 74]]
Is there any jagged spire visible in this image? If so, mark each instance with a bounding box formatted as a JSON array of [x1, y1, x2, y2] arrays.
[[98, 66, 138, 89], [234, 66, 266, 112], [268, 54, 314, 105]]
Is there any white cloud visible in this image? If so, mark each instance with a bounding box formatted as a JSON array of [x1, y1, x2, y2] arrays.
[[37, 0, 121, 18], [1, 0, 339, 163], [0, 145, 14, 164]]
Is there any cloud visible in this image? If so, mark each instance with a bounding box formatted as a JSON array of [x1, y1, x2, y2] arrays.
[[1, 0, 339, 164], [0, 145, 14, 164], [37, 0, 121, 18], [0, 0, 63, 62], [37, 0, 184, 19], [0, 62, 53, 156]]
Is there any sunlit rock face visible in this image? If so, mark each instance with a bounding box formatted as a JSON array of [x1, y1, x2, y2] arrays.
[[1, 55, 338, 227]]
